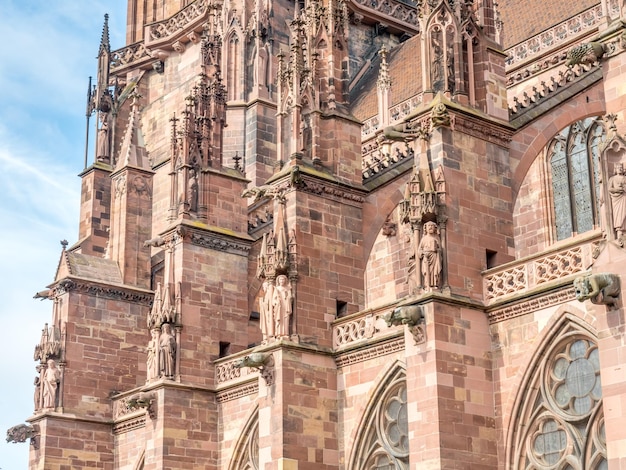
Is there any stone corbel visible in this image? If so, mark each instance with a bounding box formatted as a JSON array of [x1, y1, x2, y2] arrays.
[[172, 41, 186, 54], [574, 273, 621, 308]]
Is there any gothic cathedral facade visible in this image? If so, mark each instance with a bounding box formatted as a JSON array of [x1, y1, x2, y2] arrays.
[[10, 0, 626, 468]]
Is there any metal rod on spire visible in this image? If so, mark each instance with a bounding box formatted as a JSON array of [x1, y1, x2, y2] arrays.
[[84, 76, 93, 169]]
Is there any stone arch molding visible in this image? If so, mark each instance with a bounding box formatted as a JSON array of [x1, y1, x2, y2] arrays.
[[506, 313, 606, 470], [348, 361, 409, 470], [228, 405, 259, 470]]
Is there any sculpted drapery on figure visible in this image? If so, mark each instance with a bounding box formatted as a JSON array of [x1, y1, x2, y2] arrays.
[[418, 221, 442, 291], [273, 275, 293, 338], [159, 323, 176, 379], [42, 359, 60, 409], [259, 280, 275, 342], [146, 329, 159, 381], [608, 162, 626, 245]]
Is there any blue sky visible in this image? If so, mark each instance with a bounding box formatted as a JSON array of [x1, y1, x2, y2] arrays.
[[0, 1, 126, 467]]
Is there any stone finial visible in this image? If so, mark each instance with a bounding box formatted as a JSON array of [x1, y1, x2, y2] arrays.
[[574, 273, 621, 307]]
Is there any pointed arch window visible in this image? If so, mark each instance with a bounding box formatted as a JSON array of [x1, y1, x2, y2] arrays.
[[549, 118, 605, 240], [509, 321, 606, 469], [229, 411, 259, 470], [350, 366, 409, 469]]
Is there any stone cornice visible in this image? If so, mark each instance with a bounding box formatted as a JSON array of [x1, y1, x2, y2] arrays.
[[335, 336, 405, 367], [50, 277, 154, 306], [158, 220, 253, 257], [486, 286, 577, 324]]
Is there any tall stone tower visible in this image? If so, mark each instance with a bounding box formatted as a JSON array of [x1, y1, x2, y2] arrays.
[[12, 0, 626, 468]]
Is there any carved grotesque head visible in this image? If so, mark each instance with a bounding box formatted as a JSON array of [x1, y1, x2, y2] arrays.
[[573, 276, 591, 301]]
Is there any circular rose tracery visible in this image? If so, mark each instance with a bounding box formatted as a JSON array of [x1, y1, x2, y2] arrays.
[[548, 339, 601, 418]]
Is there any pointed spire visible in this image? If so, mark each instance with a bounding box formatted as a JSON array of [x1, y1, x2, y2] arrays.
[[99, 14, 111, 55], [377, 46, 391, 91], [116, 92, 149, 169]]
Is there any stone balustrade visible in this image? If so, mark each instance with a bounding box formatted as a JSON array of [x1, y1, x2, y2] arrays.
[[483, 233, 600, 305]]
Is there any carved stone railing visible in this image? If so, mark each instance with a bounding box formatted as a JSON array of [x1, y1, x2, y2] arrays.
[[215, 350, 256, 386], [146, 0, 210, 46], [361, 93, 423, 140], [483, 234, 600, 305], [111, 42, 152, 72], [505, 4, 606, 68], [361, 136, 414, 181], [349, 0, 419, 36], [333, 302, 402, 350]]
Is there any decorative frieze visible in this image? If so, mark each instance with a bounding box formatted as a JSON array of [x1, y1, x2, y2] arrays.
[[54, 279, 153, 305], [505, 4, 604, 68], [487, 287, 577, 323], [216, 383, 258, 403], [335, 337, 405, 367], [453, 114, 513, 148], [190, 232, 252, 256], [112, 415, 146, 434]]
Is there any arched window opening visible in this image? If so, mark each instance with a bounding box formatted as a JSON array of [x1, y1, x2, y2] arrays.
[[227, 34, 240, 101], [510, 322, 606, 469], [549, 118, 605, 240], [350, 366, 409, 469]]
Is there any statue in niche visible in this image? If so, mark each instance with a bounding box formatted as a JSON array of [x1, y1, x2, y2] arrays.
[[146, 329, 159, 381], [405, 225, 418, 295], [259, 280, 275, 342], [187, 168, 199, 213], [96, 112, 110, 163], [159, 323, 176, 379], [430, 30, 444, 91], [273, 275, 293, 337], [33, 366, 42, 411], [42, 359, 60, 409], [608, 162, 626, 245], [418, 221, 442, 291]]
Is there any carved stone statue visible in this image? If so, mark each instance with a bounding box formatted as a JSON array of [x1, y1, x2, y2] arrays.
[[159, 323, 176, 379], [273, 275, 293, 337], [146, 329, 159, 382], [405, 226, 418, 295], [33, 366, 42, 411], [608, 162, 626, 245], [574, 273, 621, 307], [259, 280, 275, 342], [187, 168, 199, 213], [418, 221, 442, 291], [96, 112, 110, 163], [42, 359, 60, 409]]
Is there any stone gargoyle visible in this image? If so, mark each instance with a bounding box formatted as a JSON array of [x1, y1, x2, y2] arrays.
[[234, 352, 273, 370], [383, 304, 424, 327], [574, 273, 621, 307], [6, 424, 36, 444]]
